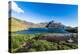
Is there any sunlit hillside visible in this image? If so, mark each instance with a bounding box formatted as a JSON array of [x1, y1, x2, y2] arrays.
[[9, 17, 46, 32], [9, 17, 27, 32]]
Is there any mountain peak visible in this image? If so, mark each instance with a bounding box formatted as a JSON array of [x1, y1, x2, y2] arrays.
[[46, 20, 64, 28]]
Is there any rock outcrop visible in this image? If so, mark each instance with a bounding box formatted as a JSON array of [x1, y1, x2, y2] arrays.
[[46, 20, 64, 29]]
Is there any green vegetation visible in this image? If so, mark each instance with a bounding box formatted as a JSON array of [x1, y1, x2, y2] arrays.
[[11, 33, 37, 52], [10, 33, 78, 53]]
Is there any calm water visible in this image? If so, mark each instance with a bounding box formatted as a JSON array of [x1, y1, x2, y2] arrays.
[[16, 28, 68, 34]]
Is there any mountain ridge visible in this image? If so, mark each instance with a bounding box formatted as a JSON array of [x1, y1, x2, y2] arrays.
[[9, 17, 46, 32]]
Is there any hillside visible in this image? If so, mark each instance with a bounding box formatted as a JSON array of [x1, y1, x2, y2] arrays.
[[9, 17, 46, 32]]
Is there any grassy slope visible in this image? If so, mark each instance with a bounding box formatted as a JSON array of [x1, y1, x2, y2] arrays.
[[9, 17, 46, 32], [9, 17, 28, 32]]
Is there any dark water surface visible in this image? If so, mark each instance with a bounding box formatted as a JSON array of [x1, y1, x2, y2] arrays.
[[16, 28, 68, 34]]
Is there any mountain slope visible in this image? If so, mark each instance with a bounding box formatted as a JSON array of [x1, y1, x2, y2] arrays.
[[9, 17, 46, 32], [9, 17, 28, 32]]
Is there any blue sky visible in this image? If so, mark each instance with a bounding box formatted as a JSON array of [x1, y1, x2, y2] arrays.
[[12, 1, 78, 27]]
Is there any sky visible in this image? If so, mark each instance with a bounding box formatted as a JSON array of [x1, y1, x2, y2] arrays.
[[11, 1, 78, 27]]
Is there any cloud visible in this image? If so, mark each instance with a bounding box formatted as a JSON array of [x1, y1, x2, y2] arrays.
[[12, 1, 24, 13]]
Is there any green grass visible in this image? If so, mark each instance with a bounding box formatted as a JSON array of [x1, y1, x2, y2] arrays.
[[10, 33, 45, 52], [10, 33, 78, 53], [11, 34, 35, 52]]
